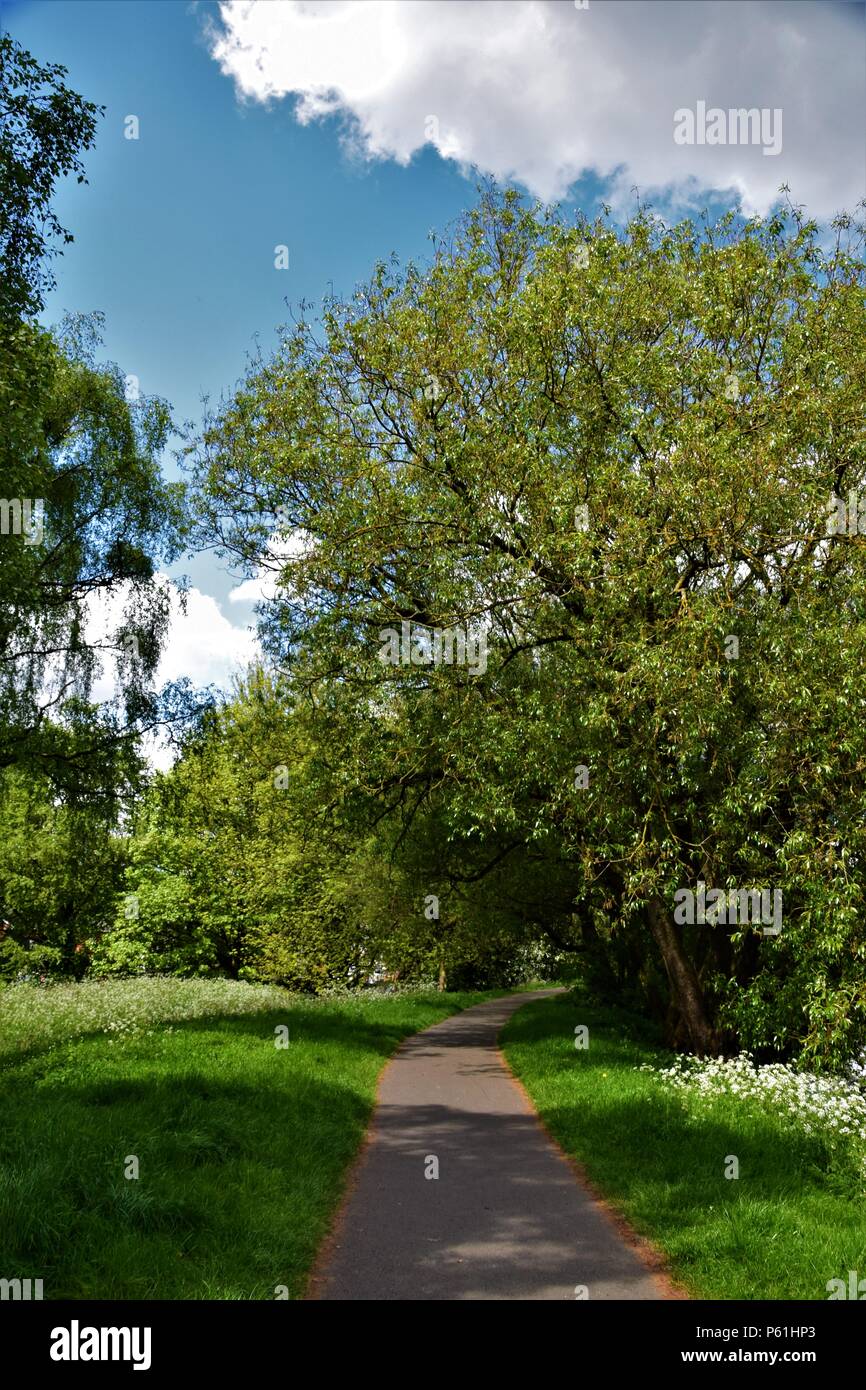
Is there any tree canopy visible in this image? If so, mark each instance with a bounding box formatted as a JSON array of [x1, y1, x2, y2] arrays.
[[186, 188, 866, 1062]]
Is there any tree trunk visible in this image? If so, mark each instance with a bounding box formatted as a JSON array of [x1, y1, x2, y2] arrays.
[[646, 895, 717, 1055], [438, 959, 446, 992]]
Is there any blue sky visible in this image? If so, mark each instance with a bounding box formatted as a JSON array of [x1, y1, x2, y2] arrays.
[[3, 0, 864, 704], [3, 0, 487, 611]]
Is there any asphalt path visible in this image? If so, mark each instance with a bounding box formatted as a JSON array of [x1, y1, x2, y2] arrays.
[[310, 989, 673, 1301]]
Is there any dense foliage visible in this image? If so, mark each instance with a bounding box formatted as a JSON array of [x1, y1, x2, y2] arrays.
[[0, 37, 193, 970], [185, 188, 866, 1063]]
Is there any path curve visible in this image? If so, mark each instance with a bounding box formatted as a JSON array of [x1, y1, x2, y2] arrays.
[[309, 989, 672, 1301]]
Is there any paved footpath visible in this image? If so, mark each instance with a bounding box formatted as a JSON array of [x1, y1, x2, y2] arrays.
[[309, 990, 672, 1301]]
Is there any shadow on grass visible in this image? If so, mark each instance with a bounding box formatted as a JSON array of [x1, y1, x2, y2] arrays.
[[0, 993, 510, 1298], [0, 1062, 377, 1299], [502, 991, 866, 1299], [0, 989, 503, 1070]]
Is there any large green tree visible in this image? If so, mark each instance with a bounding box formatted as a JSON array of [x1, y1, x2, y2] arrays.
[[0, 36, 195, 971], [192, 188, 866, 1061]]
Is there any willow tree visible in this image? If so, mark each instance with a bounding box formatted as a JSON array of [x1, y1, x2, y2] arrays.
[[192, 188, 866, 1059], [0, 36, 188, 785]]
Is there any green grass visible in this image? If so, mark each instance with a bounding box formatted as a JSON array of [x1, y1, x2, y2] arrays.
[[0, 977, 496, 1299], [501, 991, 866, 1300]]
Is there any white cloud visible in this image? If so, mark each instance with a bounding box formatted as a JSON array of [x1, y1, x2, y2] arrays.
[[227, 570, 278, 607], [228, 528, 313, 606], [80, 578, 259, 768], [153, 582, 260, 688], [84, 576, 260, 703], [208, 0, 864, 219]]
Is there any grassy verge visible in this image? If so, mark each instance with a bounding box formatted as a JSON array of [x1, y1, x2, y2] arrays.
[[0, 977, 497, 1299], [501, 991, 866, 1300]]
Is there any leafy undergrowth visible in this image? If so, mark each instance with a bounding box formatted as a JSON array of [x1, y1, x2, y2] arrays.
[[0, 977, 495, 1298], [501, 991, 866, 1301]]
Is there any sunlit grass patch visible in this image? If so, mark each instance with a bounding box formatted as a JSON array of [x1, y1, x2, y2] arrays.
[[501, 992, 866, 1300], [0, 978, 494, 1298]]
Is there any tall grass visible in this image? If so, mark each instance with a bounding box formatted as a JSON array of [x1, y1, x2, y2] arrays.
[[0, 977, 494, 1298], [0, 976, 294, 1056]]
